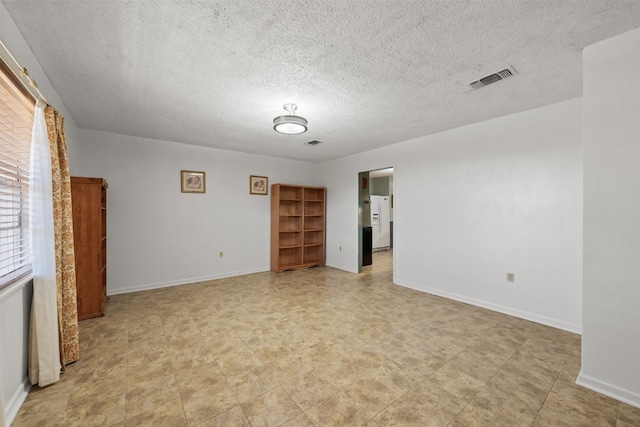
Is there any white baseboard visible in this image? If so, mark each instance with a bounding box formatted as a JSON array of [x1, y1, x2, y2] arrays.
[[4, 379, 30, 426], [325, 261, 357, 273], [107, 267, 270, 296], [577, 371, 640, 408], [395, 279, 582, 334]]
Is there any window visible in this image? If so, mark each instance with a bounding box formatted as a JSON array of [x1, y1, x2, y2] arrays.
[[0, 59, 35, 289]]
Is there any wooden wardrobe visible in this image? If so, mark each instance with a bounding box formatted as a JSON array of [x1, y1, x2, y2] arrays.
[[71, 177, 108, 320]]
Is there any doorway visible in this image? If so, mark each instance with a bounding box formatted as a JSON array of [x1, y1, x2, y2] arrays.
[[358, 167, 394, 273]]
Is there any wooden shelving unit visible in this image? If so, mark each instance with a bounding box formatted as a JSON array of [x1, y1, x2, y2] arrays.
[[271, 184, 326, 272], [71, 177, 108, 320]]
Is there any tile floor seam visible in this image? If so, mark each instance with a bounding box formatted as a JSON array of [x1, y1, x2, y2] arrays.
[[446, 347, 519, 426], [178, 393, 189, 427], [173, 368, 193, 426], [359, 389, 402, 426], [529, 362, 564, 427], [239, 404, 253, 427]]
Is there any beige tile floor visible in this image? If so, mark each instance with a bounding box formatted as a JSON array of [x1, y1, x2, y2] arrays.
[[13, 250, 640, 426]]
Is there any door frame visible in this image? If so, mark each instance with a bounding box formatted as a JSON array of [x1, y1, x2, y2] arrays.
[[358, 167, 394, 273]]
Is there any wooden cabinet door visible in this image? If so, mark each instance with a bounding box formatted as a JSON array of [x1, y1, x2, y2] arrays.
[[71, 177, 107, 320]]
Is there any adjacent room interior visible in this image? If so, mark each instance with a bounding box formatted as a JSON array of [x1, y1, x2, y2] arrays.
[[0, 1, 639, 426]]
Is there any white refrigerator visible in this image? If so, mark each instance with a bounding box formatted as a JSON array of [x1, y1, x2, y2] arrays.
[[370, 195, 391, 250]]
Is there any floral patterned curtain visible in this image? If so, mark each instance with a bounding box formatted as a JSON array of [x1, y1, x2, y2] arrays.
[[44, 105, 79, 366]]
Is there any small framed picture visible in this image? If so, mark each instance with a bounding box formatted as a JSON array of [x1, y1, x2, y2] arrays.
[[250, 175, 268, 195], [181, 170, 206, 193]]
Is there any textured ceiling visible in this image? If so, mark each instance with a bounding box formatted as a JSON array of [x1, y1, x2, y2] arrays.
[[3, 1, 640, 162]]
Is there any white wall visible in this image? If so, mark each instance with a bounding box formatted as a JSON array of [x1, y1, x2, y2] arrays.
[[1, 3, 82, 425], [579, 28, 640, 408], [321, 98, 583, 332], [72, 129, 320, 294], [0, 277, 31, 425]]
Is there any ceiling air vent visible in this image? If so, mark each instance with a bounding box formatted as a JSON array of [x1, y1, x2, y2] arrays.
[[468, 66, 517, 90], [305, 140, 322, 146]]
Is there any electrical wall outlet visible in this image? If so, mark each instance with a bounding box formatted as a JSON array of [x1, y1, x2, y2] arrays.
[[219, 251, 224, 258], [507, 273, 515, 282]]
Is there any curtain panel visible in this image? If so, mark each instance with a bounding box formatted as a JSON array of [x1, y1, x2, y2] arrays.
[[29, 102, 79, 386], [44, 105, 79, 366], [29, 100, 61, 386]]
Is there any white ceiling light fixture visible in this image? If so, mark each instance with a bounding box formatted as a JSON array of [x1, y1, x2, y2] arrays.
[[273, 103, 308, 135]]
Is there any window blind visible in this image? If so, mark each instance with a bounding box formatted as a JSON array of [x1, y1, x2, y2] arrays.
[[0, 61, 34, 288]]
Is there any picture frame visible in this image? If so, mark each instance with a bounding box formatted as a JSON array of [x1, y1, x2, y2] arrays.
[[181, 170, 206, 193], [250, 175, 268, 195]]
